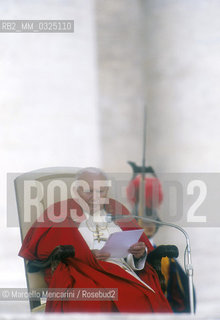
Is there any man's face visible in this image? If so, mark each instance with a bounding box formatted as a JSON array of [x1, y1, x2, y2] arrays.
[[76, 172, 109, 215]]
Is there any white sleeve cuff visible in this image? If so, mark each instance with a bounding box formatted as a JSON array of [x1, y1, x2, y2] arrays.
[[126, 248, 148, 270]]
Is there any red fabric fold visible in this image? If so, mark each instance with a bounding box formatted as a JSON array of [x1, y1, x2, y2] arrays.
[[19, 198, 172, 313]]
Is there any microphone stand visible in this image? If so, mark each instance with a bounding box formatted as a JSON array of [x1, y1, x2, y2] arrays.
[[138, 105, 147, 219], [111, 214, 195, 314]]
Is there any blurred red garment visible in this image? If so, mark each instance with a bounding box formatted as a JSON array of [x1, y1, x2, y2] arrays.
[[127, 175, 163, 208]]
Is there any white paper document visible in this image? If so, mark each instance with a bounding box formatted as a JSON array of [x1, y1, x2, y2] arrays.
[[100, 229, 144, 258]]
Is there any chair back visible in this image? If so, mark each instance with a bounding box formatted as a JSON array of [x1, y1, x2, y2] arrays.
[[14, 167, 79, 310]]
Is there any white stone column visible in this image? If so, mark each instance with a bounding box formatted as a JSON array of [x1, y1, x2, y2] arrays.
[[0, 0, 100, 313], [95, 0, 145, 172], [142, 1, 220, 315]]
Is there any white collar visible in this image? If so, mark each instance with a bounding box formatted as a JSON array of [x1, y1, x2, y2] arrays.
[[84, 209, 107, 224]]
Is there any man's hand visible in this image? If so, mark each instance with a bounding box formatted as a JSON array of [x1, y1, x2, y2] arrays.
[[92, 249, 110, 260], [128, 242, 146, 259]]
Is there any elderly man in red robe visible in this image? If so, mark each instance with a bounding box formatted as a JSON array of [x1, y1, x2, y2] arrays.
[[19, 167, 172, 313]]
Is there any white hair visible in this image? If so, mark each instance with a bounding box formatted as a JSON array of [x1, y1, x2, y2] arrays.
[[75, 167, 108, 180]]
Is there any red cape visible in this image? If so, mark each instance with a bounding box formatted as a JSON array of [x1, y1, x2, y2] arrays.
[[19, 198, 172, 313]]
